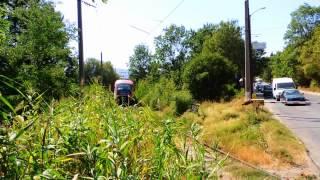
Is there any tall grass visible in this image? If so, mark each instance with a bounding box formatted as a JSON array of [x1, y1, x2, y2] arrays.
[[135, 78, 193, 115], [0, 84, 216, 179]]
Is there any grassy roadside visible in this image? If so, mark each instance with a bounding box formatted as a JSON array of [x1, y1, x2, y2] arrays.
[[1, 84, 314, 179], [180, 98, 309, 178], [300, 87, 320, 93]]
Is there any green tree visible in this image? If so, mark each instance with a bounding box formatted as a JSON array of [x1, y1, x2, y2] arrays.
[[1, 1, 76, 98], [269, 47, 303, 83], [0, 6, 10, 73], [183, 53, 236, 101], [202, 21, 245, 76], [300, 26, 320, 86], [0, 6, 9, 44], [285, 3, 320, 45], [154, 25, 191, 86], [188, 23, 217, 56], [85, 58, 118, 87], [129, 44, 152, 82]]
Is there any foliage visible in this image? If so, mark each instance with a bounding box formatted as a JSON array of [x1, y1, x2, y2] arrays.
[[183, 53, 236, 101], [299, 26, 320, 86], [174, 90, 193, 115], [0, 1, 77, 99], [285, 3, 320, 46], [131, 21, 243, 100], [135, 78, 193, 115], [84, 58, 119, 87], [188, 23, 217, 56], [0, 5, 9, 45], [128, 44, 152, 82], [0, 84, 213, 179], [269, 47, 302, 82], [154, 25, 191, 86], [0, 5, 10, 73], [202, 21, 244, 76], [253, 50, 272, 82], [267, 4, 320, 87]]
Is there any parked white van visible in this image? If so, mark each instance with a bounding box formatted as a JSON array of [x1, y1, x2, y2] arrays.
[[272, 77, 296, 101]]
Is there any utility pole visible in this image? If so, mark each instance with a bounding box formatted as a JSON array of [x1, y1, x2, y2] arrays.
[[77, 0, 85, 87], [100, 51, 103, 67], [244, 0, 252, 102]]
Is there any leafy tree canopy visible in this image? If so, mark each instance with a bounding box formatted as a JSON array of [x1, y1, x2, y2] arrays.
[[299, 26, 320, 85], [188, 23, 217, 56], [0, 6, 9, 45], [129, 44, 152, 82], [154, 24, 191, 73], [285, 3, 320, 45], [202, 21, 244, 76], [269, 46, 302, 82], [0, 0, 76, 98], [85, 58, 119, 87]]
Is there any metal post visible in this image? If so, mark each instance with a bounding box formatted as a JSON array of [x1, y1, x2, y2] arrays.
[[77, 0, 85, 87], [245, 0, 252, 102]]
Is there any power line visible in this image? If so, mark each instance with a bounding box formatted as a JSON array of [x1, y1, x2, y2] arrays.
[[129, 25, 150, 35], [150, 0, 186, 34], [82, 0, 97, 8], [160, 0, 186, 24]]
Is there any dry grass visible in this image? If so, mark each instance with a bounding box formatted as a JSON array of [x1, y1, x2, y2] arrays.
[[261, 121, 307, 166], [182, 98, 307, 169], [299, 87, 320, 93], [222, 162, 277, 180]]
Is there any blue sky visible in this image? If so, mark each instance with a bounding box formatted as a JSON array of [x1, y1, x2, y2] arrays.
[[54, 0, 320, 68]]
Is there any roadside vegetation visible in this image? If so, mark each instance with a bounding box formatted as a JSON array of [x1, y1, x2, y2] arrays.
[[263, 4, 320, 90], [184, 98, 306, 167], [0, 84, 218, 179], [180, 97, 314, 179], [300, 86, 320, 93], [1, 0, 320, 179]]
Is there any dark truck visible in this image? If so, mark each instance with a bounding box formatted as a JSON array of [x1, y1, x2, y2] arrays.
[[114, 79, 134, 105]]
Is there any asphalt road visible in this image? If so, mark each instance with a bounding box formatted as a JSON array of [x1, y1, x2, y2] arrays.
[[265, 93, 320, 169]]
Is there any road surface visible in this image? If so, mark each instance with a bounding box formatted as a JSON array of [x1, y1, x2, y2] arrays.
[[265, 93, 320, 169]]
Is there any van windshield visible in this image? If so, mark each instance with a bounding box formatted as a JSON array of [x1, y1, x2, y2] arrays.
[[277, 82, 295, 89]]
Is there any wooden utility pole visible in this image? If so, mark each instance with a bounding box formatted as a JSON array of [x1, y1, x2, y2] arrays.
[[77, 0, 85, 87], [245, 0, 252, 102], [100, 51, 103, 67]]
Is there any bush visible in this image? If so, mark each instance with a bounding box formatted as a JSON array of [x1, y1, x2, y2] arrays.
[[183, 53, 236, 101], [174, 90, 193, 115], [135, 78, 193, 115], [85, 58, 119, 88]]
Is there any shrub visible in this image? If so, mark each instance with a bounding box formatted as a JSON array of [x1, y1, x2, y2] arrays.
[[84, 58, 119, 87], [135, 78, 193, 114], [174, 90, 192, 115], [183, 53, 236, 101]]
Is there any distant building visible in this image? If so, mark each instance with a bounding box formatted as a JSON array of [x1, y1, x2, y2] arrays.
[[252, 41, 266, 52]]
